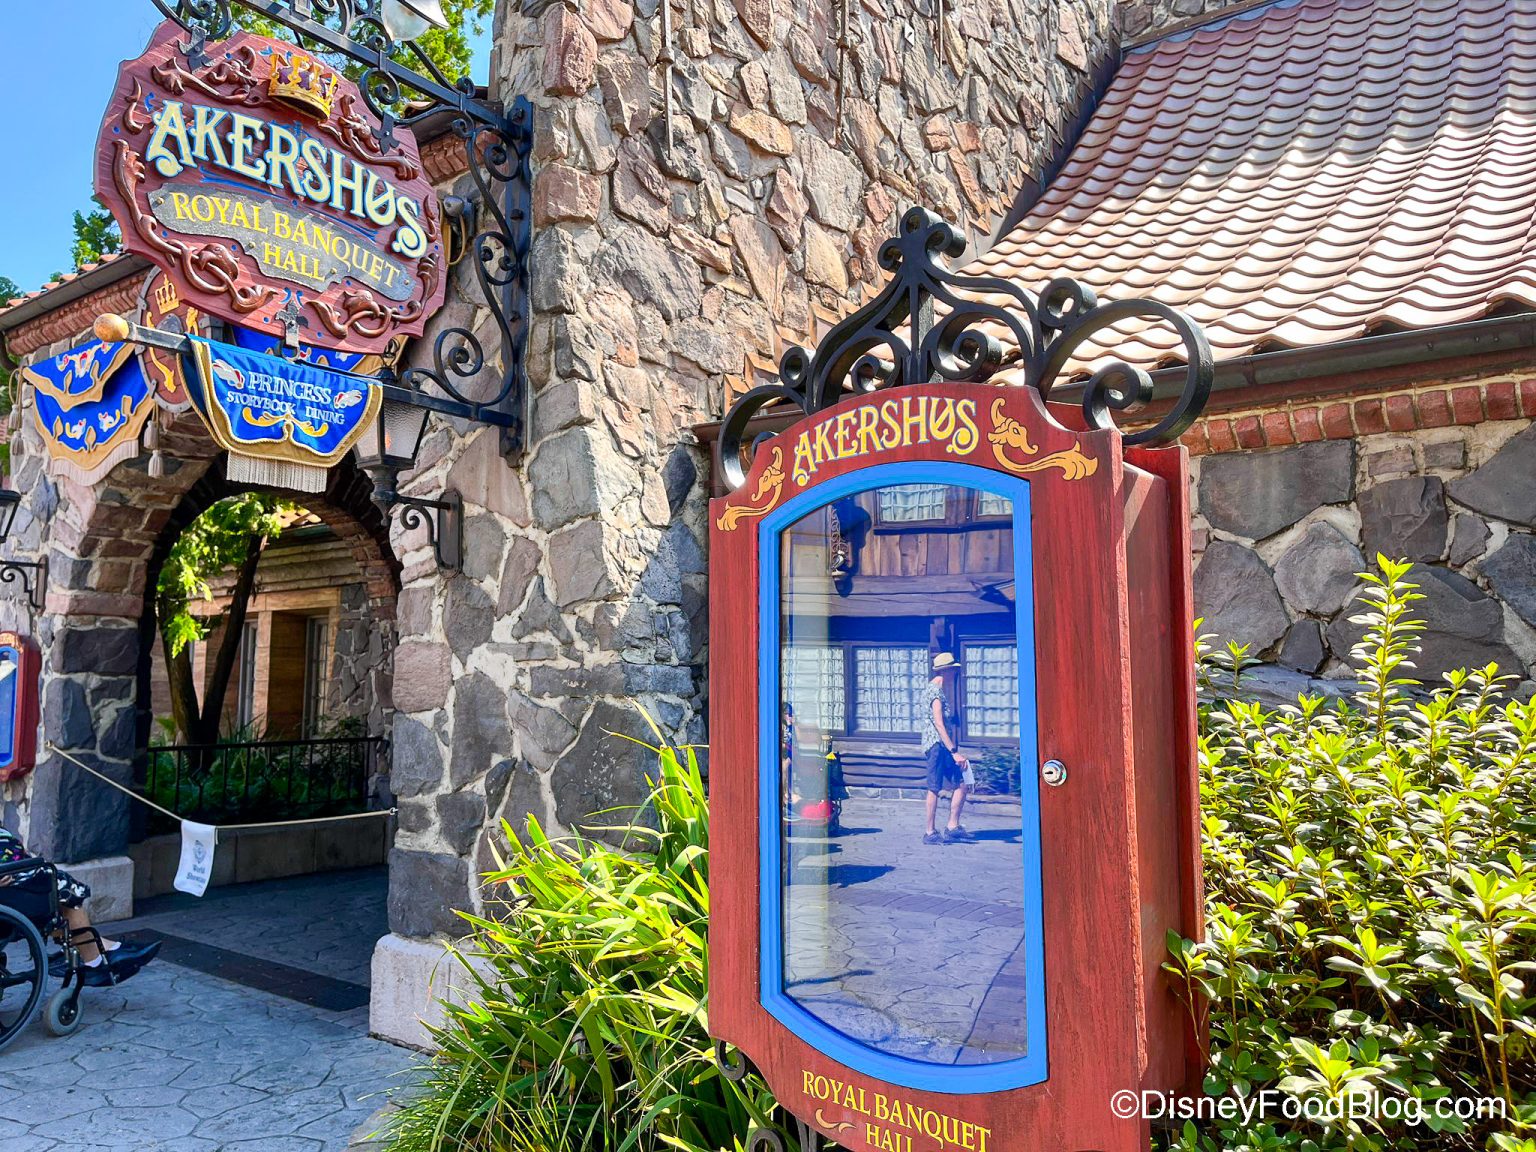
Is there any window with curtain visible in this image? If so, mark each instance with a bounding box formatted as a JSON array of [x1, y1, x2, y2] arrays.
[[976, 489, 1012, 518], [783, 646, 845, 732], [877, 483, 948, 522], [964, 643, 1020, 738], [852, 646, 928, 733]]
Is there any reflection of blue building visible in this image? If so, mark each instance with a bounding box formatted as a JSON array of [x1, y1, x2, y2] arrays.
[[780, 482, 1021, 794]]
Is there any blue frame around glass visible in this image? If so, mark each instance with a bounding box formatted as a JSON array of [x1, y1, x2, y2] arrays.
[[0, 644, 19, 776], [756, 460, 1049, 1094]]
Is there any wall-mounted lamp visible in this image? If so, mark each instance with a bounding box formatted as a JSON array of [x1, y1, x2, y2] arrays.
[[356, 400, 463, 571], [0, 490, 47, 611], [379, 0, 450, 42]]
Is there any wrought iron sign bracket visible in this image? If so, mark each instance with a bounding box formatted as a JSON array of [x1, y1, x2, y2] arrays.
[[0, 559, 47, 614], [149, 1, 535, 459], [717, 207, 1216, 490], [389, 488, 463, 571]]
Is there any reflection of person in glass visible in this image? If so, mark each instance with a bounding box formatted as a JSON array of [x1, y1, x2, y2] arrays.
[[922, 652, 974, 845]]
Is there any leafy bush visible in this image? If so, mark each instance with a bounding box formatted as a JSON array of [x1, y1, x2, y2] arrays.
[[145, 715, 373, 829], [383, 724, 778, 1152], [1167, 558, 1536, 1151]]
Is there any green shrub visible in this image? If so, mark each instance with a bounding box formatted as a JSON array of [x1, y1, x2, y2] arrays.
[[382, 722, 778, 1152], [1167, 557, 1536, 1151]]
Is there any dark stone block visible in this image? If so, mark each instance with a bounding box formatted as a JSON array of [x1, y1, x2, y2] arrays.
[[1272, 522, 1363, 616], [1449, 515, 1491, 567], [44, 679, 94, 750], [1193, 540, 1290, 654], [1483, 534, 1536, 630], [53, 627, 138, 676], [1448, 425, 1536, 528], [390, 714, 443, 798], [449, 673, 510, 790], [1279, 620, 1327, 674], [638, 522, 706, 606], [438, 791, 487, 856], [29, 752, 131, 863], [462, 513, 507, 583], [512, 577, 573, 643], [97, 706, 137, 762], [396, 801, 431, 834], [623, 663, 695, 696], [387, 848, 471, 938], [1199, 441, 1355, 540], [1359, 476, 1448, 563], [484, 759, 515, 812], [444, 578, 495, 663], [663, 446, 698, 516], [1328, 565, 1523, 681], [551, 701, 656, 844]]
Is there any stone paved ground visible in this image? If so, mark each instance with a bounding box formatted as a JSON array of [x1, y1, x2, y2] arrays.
[[784, 795, 1030, 1065], [0, 867, 417, 1151]]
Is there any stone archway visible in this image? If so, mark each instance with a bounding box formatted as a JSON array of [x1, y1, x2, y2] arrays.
[[25, 404, 399, 864]]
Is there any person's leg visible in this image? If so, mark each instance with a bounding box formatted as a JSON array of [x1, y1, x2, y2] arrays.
[[62, 906, 113, 963], [925, 789, 940, 836], [947, 782, 968, 831]]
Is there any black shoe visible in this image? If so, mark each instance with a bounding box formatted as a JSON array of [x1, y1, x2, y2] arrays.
[[83, 954, 145, 987], [941, 826, 976, 844], [923, 831, 943, 845], [110, 939, 161, 966]]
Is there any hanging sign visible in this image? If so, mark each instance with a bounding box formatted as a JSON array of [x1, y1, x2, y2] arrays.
[[0, 633, 40, 783], [184, 335, 382, 492], [174, 820, 218, 897], [95, 21, 446, 355], [23, 341, 157, 485], [708, 383, 1204, 1152]]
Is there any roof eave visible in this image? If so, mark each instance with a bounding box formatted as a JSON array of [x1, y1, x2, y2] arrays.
[[0, 255, 149, 336]]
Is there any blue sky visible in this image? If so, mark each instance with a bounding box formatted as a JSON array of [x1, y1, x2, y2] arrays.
[[0, 3, 491, 294]]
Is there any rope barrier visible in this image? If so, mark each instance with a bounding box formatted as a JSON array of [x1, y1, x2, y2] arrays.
[[46, 744, 396, 832]]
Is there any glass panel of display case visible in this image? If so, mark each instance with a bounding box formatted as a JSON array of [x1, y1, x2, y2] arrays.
[[775, 480, 1031, 1067]]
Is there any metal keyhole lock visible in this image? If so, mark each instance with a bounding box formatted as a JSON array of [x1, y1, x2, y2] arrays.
[[1041, 759, 1068, 787]]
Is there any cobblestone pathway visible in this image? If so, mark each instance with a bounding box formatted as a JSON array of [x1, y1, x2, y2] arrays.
[[0, 868, 417, 1151], [784, 795, 1031, 1065]]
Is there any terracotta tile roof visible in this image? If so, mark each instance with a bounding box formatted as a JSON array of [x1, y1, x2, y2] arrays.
[[0, 252, 134, 319], [970, 0, 1536, 370]]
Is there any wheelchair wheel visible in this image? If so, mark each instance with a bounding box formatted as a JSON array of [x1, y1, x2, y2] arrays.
[[43, 987, 82, 1037], [0, 904, 47, 1052]]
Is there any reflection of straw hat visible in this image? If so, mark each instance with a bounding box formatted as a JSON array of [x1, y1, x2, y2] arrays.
[[932, 652, 962, 671]]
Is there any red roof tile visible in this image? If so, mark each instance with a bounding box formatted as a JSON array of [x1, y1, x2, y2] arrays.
[[970, 0, 1536, 369]]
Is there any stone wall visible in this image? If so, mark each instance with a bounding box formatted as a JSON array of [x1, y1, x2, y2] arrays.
[[379, 0, 1119, 937], [1118, 0, 1255, 40], [1188, 373, 1536, 698]]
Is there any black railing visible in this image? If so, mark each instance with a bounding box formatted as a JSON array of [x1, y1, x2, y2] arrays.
[[142, 737, 383, 834]]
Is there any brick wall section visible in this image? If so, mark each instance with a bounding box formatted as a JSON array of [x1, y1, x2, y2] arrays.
[[1178, 370, 1536, 697], [1182, 378, 1536, 455]]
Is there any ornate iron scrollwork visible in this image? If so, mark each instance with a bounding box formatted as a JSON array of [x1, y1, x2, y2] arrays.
[[149, 1, 535, 456], [718, 207, 1215, 490]]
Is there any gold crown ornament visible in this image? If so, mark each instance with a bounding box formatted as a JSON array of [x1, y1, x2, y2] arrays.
[[268, 49, 341, 119]]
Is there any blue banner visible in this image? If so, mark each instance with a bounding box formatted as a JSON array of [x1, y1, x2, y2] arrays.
[[23, 341, 156, 484], [230, 327, 384, 378], [186, 335, 381, 468]]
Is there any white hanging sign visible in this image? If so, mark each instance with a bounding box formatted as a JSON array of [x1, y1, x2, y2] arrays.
[[174, 821, 218, 897]]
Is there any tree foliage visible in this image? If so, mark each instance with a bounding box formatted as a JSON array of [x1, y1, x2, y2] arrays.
[[69, 196, 122, 271], [156, 493, 293, 743], [231, 0, 494, 85]]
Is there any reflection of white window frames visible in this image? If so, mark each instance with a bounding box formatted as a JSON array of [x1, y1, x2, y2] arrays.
[[875, 483, 948, 523], [975, 489, 1013, 519], [781, 646, 845, 732], [963, 642, 1020, 739], [851, 645, 928, 735]]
